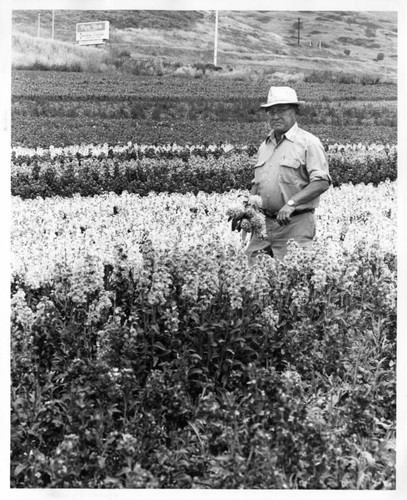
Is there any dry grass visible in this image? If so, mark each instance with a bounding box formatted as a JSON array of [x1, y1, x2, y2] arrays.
[[12, 32, 111, 72]]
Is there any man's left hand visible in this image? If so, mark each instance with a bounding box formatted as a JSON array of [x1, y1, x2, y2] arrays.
[[276, 204, 296, 225]]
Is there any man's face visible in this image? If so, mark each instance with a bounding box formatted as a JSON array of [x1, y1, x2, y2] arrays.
[[266, 105, 297, 135]]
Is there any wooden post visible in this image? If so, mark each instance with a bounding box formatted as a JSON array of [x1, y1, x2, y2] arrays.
[[214, 10, 219, 66], [37, 12, 40, 38]]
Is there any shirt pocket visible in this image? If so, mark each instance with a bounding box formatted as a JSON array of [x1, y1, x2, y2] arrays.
[[279, 158, 301, 185], [255, 160, 267, 170], [253, 160, 266, 182]]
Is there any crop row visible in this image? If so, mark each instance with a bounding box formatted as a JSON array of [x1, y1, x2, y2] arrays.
[[11, 144, 397, 199], [11, 183, 396, 487], [11, 116, 397, 148], [11, 142, 253, 163], [11, 97, 396, 128], [11, 141, 396, 161], [12, 71, 398, 101]]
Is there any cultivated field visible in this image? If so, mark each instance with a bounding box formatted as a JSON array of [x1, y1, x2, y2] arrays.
[[11, 171, 397, 488], [10, 38, 398, 488], [11, 71, 397, 146]]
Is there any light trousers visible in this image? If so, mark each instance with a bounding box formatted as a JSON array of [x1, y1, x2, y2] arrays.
[[245, 212, 316, 262]]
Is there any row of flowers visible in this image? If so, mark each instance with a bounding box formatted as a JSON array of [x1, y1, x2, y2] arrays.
[[11, 141, 396, 161], [11, 146, 397, 199], [12, 181, 396, 292]]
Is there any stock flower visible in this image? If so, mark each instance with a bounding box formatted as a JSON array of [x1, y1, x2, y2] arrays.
[[11, 179, 396, 326], [226, 194, 267, 239]]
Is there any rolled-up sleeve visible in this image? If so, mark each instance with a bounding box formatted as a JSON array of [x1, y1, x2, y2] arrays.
[[305, 138, 332, 184]]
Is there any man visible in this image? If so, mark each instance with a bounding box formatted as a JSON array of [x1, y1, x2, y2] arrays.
[[245, 86, 331, 261]]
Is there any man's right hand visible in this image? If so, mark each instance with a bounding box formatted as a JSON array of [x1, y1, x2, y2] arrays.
[[229, 214, 245, 232]]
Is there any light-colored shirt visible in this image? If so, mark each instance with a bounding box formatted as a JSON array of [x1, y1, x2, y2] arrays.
[[252, 122, 331, 213]]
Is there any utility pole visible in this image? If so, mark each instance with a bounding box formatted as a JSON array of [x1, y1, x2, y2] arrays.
[[214, 10, 218, 66], [51, 10, 55, 39], [37, 12, 41, 38], [297, 17, 301, 45]]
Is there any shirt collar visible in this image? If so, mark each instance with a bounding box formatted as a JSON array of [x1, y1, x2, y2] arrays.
[[283, 122, 299, 142], [266, 122, 298, 144]]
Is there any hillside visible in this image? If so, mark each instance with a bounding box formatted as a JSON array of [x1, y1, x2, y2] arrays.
[[11, 10, 397, 80]]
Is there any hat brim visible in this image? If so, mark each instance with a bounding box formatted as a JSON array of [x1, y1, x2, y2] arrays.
[[260, 100, 305, 108]]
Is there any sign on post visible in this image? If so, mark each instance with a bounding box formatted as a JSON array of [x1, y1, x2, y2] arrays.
[[76, 21, 109, 45]]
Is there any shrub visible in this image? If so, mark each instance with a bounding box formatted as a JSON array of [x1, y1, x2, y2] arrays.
[[174, 66, 204, 78], [360, 73, 382, 85], [304, 70, 335, 83], [337, 73, 357, 84], [194, 70, 204, 79], [192, 62, 207, 74], [270, 72, 305, 84], [377, 53, 385, 61], [10, 143, 397, 199], [204, 63, 223, 72]]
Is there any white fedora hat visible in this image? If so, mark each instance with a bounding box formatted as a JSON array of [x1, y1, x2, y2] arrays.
[[260, 86, 305, 108]]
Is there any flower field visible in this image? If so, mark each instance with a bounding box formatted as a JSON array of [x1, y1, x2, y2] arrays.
[[11, 163, 397, 487], [10, 58, 399, 491], [11, 142, 397, 199]]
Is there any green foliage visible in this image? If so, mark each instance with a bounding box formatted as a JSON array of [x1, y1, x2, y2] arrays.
[[12, 71, 397, 101], [11, 237, 396, 488], [11, 115, 397, 147], [303, 70, 388, 88], [10, 71, 397, 147], [11, 143, 397, 200], [12, 97, 396, 128]]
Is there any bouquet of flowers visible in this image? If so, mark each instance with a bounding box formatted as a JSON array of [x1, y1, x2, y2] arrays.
[[226, 194, 267, 240]]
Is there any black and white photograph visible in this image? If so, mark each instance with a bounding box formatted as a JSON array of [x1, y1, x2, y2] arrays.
[[3, 0, 406, 495]]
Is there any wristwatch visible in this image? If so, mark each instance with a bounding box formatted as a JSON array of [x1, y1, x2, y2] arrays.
[[287, 199, 297, 207]]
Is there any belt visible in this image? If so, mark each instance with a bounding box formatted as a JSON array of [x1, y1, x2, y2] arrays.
[[263, 208, 315, 219]]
